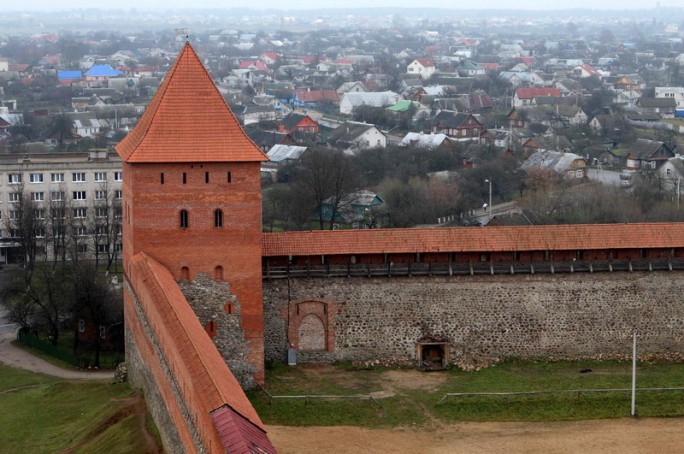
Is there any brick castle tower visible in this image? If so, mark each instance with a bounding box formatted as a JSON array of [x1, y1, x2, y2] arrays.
[[116, 42, 268, 385]]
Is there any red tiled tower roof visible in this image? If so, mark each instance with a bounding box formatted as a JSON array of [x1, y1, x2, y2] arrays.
[[116, 42, 267, 163]]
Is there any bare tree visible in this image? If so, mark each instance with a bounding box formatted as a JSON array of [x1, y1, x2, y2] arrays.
[[91, 182, 122, 271], [2, 264, 73, 345], [4, 185, 45, 273], [291, 149, 360, 230], [71, 264, 121, 367]]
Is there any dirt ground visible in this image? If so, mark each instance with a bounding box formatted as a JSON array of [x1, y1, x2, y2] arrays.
[[267, 418, 684, 453], [267, 366, 684, 453]]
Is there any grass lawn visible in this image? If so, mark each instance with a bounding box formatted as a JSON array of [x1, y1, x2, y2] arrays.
[[248, 360, 684, 427], [0, 363, 160, 453]]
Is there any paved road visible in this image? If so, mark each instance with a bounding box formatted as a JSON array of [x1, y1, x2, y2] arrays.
[[587, 168, 622, 186]]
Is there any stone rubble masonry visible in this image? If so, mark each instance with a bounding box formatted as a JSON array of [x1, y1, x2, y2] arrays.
[[263, 272, 684, 365], [179, 273, 254, 389]]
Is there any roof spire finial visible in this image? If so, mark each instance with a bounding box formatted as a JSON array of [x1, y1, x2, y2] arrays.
[[174, 28, 190, 43]]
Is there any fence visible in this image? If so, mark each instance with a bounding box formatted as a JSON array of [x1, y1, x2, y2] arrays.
[[258, 385, 381, 407], [437, 387, 684, 406], [17, 328, 80, 367], [263, 258, 684, 279]]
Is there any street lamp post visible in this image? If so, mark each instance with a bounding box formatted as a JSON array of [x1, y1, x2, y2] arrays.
[[485, 178, 492, 220]]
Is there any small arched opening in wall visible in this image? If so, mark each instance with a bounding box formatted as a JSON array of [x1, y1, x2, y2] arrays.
[[288, 300, 335, 352], [416, 342, 449, 371], [214, 265, 224, 281], [180, 266, 190, 281]]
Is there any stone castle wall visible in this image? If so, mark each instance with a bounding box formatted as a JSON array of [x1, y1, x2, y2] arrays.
[[179, 273, 254, 389], [263, 272, 684, 366]]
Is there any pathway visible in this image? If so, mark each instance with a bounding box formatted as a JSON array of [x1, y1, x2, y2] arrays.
[[0, 331, 114, 380]]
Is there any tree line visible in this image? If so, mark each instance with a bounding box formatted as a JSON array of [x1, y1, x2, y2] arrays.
[[1, 184, 124, 367], [263, 144, 684, 231]]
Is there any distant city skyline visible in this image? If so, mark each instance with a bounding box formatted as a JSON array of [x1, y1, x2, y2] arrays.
[[4, 0, 683, 11]]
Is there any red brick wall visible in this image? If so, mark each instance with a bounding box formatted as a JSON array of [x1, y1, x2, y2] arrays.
[[122, 160, 265, 384]]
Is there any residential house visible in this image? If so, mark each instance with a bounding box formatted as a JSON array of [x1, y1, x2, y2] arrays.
[[68, 112, 108, 138], [588, 115, 610, 133], [521, 150, 588, 179], [84, 65, 123, 87], [459, 93, 493, 113], [554, 78, 582, 97], [636, 98, 676, 117], [458, 60, 485, 77], [242, 105, 277, 125], [612, 75, 645, 92], [0, 58, 8, 72], [265, 144, 308, 164], [385, 100, 430, 120], [657, 157, 684, 194], [339, 91, 402, 115], [556, 106, 588, 126], [399, 132, 456, 151], [292, 89, 339, 108], [263, 144, 308, 181], [327, 122, 387, 152], [315, 190, 388, 229], [613, 89, 641, 109], [244, 126, 296, 152], [431, 112, 483, 141], [572, 64, 601, 78], [655, 87, 684, 110], [507, 108, 527, 128], [406, 58, 436, 80], [499, 71, 545, 88], [337, 81, 367, 96], [512, 87, 561, 107], [521, 135, 573, 154], [479, 129, 511, 148], [584, 145, 621, 166], [277, 113, 318, 138], [57, 70, 83, 86], [260, 52, 279, 65], [624, 139, 676, 170]]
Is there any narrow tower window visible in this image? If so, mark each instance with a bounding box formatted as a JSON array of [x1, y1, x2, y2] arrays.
[[205, 172, 209, 183], [160, 172, 164, 184], [227, 171, 232, 183], [214, 265, 224, 281], [214, 209, 223, 227], [182, 172, 187, 184], [180, 209, 188, 229]]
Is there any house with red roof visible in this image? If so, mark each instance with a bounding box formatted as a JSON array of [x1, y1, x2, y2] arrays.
[[406, 58, 436, 80], [573, 64, 602, 78], [292, 89, 339, 107], [512, 87, 561, 107], [260, 52, 279, 65]]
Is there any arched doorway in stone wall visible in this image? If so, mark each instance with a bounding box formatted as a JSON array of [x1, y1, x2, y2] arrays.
[[288, 300, 336, 354], [298, 314, 326, 351]]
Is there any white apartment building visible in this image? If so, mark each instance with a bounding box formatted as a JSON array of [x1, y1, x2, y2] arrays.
[[0, 150, 123, 265]]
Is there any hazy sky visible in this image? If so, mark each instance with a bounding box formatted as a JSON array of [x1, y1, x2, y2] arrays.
[[4, 0, 683, 11]]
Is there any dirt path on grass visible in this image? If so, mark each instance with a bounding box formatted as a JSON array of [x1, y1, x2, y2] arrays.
[[0, 332, 114, 380], [267, 418, 684, 453], [268, 366, 684, 452]]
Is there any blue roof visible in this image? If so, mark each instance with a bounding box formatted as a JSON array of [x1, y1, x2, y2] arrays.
[[58, 70, 82, 80], [85, 65, 123, 77]]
